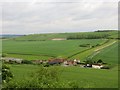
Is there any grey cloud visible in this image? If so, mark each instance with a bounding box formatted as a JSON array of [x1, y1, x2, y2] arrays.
[[1, 1, 118, 34]]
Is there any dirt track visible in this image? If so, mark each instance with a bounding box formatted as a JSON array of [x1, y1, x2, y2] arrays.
[[94, 41, 117, 52], [89, 40, 117, 59]]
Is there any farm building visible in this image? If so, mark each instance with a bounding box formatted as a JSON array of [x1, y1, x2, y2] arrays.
[[48, 59, 65, 65], [32, 60, 43, 64], [32, 60, 48, 64], [63, 60, 77, 66], [92, 64, 103, 69], [2, 57, 23, 64], [74, 59, 80, 64]]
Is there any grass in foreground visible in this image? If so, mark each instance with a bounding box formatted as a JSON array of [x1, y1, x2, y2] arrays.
[[4, 64, 118, 88]]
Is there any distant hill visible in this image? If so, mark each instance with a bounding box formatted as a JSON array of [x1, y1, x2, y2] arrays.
[[12, 30, 119, 41], [0, 35, 24, 39]]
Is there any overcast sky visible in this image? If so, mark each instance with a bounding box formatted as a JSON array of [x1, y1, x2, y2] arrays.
[[0, 0, 119, 34]]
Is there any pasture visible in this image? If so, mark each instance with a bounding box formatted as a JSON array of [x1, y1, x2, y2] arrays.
[[2, 31, 119, 88], [69, 39, 118, 62], [6, 64, 118, 88], [13, 30, 118, 41], [93, 41, 119, 64], [2, 39, 107, 60]]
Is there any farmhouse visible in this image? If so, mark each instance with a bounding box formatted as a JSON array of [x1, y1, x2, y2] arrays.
[[48, 59, 64, 65], [32, 60, 43, 64], [32, 60, 48, 64], [74, 59, 80, 64], [63, 60, 78, 66], [85, 64, 92, 67], [2, 57, 23, 64], [92, 64, 103, 69]]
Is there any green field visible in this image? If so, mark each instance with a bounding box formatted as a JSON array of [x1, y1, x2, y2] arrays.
[[69, 39, 118, 62], [93, 41, 119, 64], [13, 30, 118, 41], [6, 64, 118, 88], [2, 39, 107, 60], [2, 31, 119, 88]]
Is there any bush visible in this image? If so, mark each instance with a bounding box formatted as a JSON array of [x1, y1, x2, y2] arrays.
[[101, 66, 110, 69], [79, 44, 91, 47], [85, 58, 93, 65], [2, 64, 13, 83], [2, 53, 7, 57], [44, 63, 50, 67], [22, 60, 33, 64], [97, 59, 103, 63], [9, 60, 16, 64], [96, 44, 100, 46], [68, 81, 79, 88]]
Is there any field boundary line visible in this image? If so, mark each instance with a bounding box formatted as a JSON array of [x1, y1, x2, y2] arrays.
[[67, 40, 117, 60], [88, 40, 117, 59]]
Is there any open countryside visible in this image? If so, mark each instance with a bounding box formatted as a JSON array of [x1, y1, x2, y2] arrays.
[[1, 30, 119, 88]]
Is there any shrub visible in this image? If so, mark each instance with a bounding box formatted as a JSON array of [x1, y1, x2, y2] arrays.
[[96, 44, 100, 46], [2, 64, 13, 83], [97, 59, 103, 63], [85, 58, 93, 65], [2, 53, 7, 57], [68, 81, 79, 88], [79, 44, 91, 47], [44, 63, 50, 67], [101, 66, 110, 69], [9, 60, 16, 64], [22, 60, 32, 64], [3, 66, 79, 88]]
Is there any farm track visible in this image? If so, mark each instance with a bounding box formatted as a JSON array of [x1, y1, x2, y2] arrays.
[[68, 39, 117, 60], [88, 40, 117, 59], [94, 41, 117, 52]]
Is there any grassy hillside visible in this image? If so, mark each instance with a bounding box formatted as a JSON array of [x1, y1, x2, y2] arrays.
[[2, 39, 106, 60], [92, 41, 119, 64], [2, 31, 118, 64], [13, 30, 118, 41], [2, 31, 118, 88], [69, 39, 118, 63], [6, 64, 118, 88]]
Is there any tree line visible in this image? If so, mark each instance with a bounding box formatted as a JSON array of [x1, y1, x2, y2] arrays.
[[67, 33, 109, 39]]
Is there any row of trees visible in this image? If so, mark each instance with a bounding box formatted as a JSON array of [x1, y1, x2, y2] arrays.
[[95, 30, 116, 32], [67, 34, 109, 39]]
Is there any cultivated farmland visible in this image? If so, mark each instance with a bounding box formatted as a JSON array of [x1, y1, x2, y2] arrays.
[[1, 30, 119, 88], [2, 39, 107, 60], [3, 64, 118, 88]]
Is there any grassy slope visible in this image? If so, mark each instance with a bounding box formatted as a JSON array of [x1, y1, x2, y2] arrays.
[[70, 39, 117, 61], [6, 54, 51, 60], [60, 66, 118, 88], [3, 39, 106, 60], [92, 41, 119, 64], [13, 31, 118, 41], [2, 31, 118, 88], [8, 64, 118, 88]]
